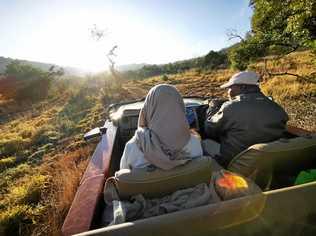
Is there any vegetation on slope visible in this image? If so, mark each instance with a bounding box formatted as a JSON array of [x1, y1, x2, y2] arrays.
[[0, 49, 315, 236], [0, 67, 107, 235], [229, 0, 315, 70], [0, 1, 315, 234]]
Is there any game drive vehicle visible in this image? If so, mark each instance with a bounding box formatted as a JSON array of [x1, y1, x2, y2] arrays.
[[62, 97, 316, 236]]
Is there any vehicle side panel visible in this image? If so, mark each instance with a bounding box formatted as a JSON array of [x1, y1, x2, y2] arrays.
[[62, 123, 117, 236], [73, 181, 316, 236]]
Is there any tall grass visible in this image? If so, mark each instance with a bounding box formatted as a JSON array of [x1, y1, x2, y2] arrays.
[[0, 75, 107, 235], [36, 146, 93, 236], [0, 50, 315, 235]]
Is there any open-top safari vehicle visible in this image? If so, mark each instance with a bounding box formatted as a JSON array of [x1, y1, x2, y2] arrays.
[[62, 97, 316, 236]]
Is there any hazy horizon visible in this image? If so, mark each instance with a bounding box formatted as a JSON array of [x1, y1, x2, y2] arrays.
[[0, 0, 252, 72]]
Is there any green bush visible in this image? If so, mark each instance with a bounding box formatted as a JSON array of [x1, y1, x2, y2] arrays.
[[4, 61, 63, 102], [0, 203, 46, 236], [228, 38, 265, 70], [20, 127, 34, 139], [0, 164, 31, 190], [0, 205, 31, 236], [57, 117, 77, 137], [0, 157, 16, 172], [229, 0, 316, 70], [161, 74, 169, 81], [201, 50, 227, 69], [0, 137, 30, 156], [6, 174, 47, 205], [31, 125, 59, 146]]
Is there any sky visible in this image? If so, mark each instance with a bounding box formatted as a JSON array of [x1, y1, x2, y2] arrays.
[[0, 0, 253, 72]]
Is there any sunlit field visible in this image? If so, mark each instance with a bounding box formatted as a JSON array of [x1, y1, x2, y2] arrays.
[[0, 49, 315, 235]]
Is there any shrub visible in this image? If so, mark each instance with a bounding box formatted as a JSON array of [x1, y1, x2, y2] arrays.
[[0, 136, 30, 156], [161, 74, 169, 81], [0, 204, 46, 236], [0, 205, 31, 236], [27, 150, 46, 164], [201, 50, 227, 69], [31, 125, 59, 146], [3, 61, 64, 102], [0, 164, 31, 190], [0, 157, 16, 172], [228, 38, 266, 70], [6, 174, 48, 205], [57, 117, 77, 137], [20, 127, 35, 139]]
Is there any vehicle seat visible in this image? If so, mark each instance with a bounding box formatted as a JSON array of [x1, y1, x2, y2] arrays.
[[227, 135, 316, 190], [113, 156, 212, 199]]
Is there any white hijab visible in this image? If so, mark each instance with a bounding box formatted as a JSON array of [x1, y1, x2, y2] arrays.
[[134, 84, 191, 170]]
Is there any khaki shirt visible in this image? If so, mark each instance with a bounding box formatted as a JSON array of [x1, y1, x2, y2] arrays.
[[205, 92, 289, 167]]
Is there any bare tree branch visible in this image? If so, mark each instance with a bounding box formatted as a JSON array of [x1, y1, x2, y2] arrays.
[[106, 45, 122, 82], [106, 45, 118, 69], [226, 29, 245, 42]]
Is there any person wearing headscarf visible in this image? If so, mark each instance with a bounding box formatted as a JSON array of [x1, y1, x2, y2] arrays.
[[204, 71, 289, 168], [120, 84, 203, 170]]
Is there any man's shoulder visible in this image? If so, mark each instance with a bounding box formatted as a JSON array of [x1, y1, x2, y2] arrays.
[[220, 93, 265, 110], [221, 97, 242, 109], [228, 93, 287, 114], [231, 93, 270, 104]]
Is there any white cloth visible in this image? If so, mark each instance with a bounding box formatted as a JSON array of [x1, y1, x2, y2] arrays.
[[120, 134, 203, 170]]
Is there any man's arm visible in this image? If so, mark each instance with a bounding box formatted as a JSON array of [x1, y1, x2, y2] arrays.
[[206, 98, 228, 117], [204, 107, 226, 142]]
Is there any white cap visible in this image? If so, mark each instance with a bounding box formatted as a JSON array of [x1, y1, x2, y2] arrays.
[[220, 71, 260, 88]]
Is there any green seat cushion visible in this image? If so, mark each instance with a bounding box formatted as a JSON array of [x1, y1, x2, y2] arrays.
[[295, 169, 316, 185], [114, 156, 212, 199]]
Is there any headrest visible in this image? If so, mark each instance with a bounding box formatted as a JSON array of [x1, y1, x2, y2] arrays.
[[114, 156, 212, 199], [228, 136, 316, 182]]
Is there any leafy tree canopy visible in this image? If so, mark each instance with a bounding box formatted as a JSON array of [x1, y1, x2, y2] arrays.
[[229, 0, 316, 69], [2, 61, 63, 102]]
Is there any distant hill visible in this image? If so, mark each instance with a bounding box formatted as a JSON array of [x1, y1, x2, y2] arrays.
[[0, 42, 238, 77], [0, 56, 88, 76], [117, 63, 147, 72], [119, 49, 229, 80]]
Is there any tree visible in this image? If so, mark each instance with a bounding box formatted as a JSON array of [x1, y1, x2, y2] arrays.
[[251, 0, 315, 51], [202, 51, 227, 69], [5, 61, 45, 80], [228, 0, 316, 70], [3, 61, 60, 102], [228, 37, 266, 70]]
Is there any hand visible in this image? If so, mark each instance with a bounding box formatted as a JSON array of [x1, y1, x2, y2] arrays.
[[208, 98, 227, 108], [207, 98, 227, 117]]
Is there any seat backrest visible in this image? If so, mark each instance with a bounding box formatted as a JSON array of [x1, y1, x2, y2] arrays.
[[227, 136, 316, 190], [114, 156, 212, 199]]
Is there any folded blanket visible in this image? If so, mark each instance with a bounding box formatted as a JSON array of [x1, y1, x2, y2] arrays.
[[103, 180, 220, 225]]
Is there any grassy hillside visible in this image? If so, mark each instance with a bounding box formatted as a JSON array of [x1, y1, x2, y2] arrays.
[[124, 50, 316, 130], [0, 50, 315, 235], [0, 57, 87, 76]]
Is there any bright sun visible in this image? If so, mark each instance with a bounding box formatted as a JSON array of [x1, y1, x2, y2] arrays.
[[27, 8, 193, 73]]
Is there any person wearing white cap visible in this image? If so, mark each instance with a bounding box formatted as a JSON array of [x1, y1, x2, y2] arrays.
[[204, 71, 289, 168]]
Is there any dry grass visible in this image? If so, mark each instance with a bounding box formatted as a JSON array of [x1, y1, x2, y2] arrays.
[[123, 50, 316, 131], [0, 50, 315, 236], [123, 68, 235, 99], [0, 173, 48, 235], [33, 146, 94, 236], [261, 76, 316, 100], [0, 78, 107, 235], [253, 51, 316, 131]]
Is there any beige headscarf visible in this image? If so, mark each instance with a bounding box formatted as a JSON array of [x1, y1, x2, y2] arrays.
[[135, 84, 191, 170]]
